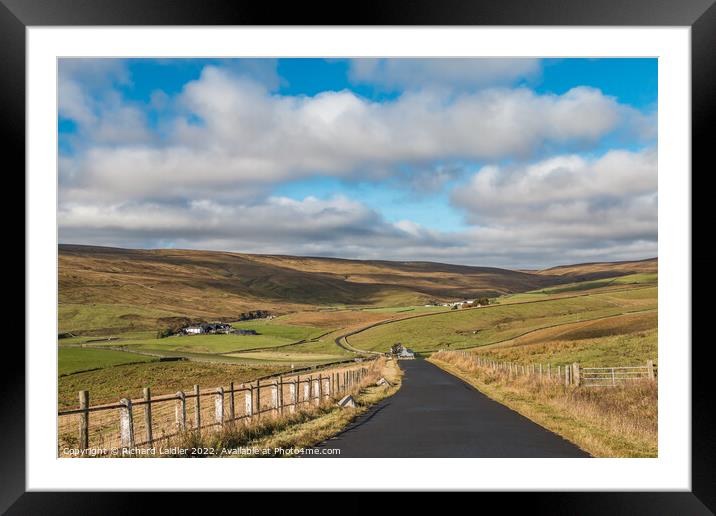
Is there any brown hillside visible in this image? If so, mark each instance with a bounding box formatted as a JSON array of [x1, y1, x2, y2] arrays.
[[537, 257, 657, 281]]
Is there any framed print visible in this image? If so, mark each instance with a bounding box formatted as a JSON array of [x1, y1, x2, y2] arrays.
[[6, 0, 714, 512]]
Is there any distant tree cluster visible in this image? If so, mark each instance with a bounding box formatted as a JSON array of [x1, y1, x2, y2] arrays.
[[236, 310, 271, 321]]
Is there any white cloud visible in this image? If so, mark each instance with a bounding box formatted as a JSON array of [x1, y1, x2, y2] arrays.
[[60, 66, 646, 205], [349, 58, 541, 90], [451, 148, 658, 258], [57, 62, 658, 268]]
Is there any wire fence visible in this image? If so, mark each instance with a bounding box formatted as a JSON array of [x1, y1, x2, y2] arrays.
[[440, 350, 657, 388], [58, 359, 378, 457]]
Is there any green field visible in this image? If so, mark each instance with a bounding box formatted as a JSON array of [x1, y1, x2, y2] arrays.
[[59, 303, 184, 335], [348, 286, 657, 353], [230, 319, 329, 341], [360, 305, 451, 314], [58, 347, 157, 375], [58, 360, 286, 409], [496, 273, 657, 304]]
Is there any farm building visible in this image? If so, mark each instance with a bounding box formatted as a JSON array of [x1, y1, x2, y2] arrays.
[[181, 323, 233, 335], [398, 347, 416, 359]]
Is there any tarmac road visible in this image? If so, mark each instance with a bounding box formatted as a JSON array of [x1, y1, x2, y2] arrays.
[[313, 359, 590, 458]]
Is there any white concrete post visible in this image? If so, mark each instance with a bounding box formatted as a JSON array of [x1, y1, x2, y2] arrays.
[[271, 382, 278, 413], [244, 388, 253, 417], [289, 381, 296, 413], [175, 391, 187, 431], [215, 387, 224, 425], [119, 398, 135, 449], [303, 379, 310, 403]]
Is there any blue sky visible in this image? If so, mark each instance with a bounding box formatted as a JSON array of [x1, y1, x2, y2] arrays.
[[58, 58, 657, 268]]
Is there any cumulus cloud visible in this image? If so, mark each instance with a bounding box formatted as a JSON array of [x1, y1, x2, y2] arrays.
[[60, 65, 648, 205], [450, 148, 658, 262], [349, 58, 542, 90], [57, 61, 658, 268]]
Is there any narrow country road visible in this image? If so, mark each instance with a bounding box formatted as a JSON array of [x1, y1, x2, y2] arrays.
[[313, 359, 589, 458]]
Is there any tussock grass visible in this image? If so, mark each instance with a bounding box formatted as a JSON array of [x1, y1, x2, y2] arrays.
[[159, 358, 402, 457], [430, 351, 657, 458]]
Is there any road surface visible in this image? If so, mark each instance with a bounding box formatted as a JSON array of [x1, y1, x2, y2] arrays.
[[313, 359, 589, 457]]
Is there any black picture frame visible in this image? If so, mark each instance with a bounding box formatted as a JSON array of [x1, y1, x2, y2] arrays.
[[5, 0, 712, 513]]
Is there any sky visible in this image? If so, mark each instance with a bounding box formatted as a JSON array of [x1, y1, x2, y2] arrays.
[[58, 58, 657, 269]]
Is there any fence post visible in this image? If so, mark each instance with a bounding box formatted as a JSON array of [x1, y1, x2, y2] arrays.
[[119, 398, 135, 449], [572, 363, 581, 387], [313, 377, 320, 405], [78, 390, 89, 451], [289, 381, 296, 413], [228, 382, 235, 421], [143, 387, 153, 445], [279, 377, 284, 415], [256, 380, 261, 419], [176, 391, 187, 431], [303, 378, 310, 404], [271, 382, 278, 415], [317, 375, 323, 402], [564, 365, 570, 387], [194, 384, 201, 430], [324, 376, 331, 398], [611, 368, 616, 387], [647, 360, 655, 380], [215, 387, 224, 425], [547, 364, 551, 380], [245, 386, 253, 418]]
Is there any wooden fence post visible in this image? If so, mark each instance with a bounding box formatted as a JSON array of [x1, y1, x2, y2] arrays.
[[215, 387, 224, 425], [647, 360, 655, 380], [572, 363, 581, 387], [564, 366, 571, 387], [317, 375, 323, 402], [175, 391, 186, 431], [228, 382, 235, 421], [194, 384, 201, 430], [143, 387, 153, 445], [119, 398, 135, 449], [78, 390, 89, 451]]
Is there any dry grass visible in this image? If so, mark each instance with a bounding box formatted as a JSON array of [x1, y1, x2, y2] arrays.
[[538, 257, 657, 280], [59, 244, 564, 334], [477, 311, 657, 367], [430, 351, 657, 457], [154, 357, 402, 457]]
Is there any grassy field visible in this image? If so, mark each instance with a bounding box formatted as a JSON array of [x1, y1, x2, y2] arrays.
[[230, 319, 329, 341], [58, 361, 286, 410], [58, 347, 158, 375], [476, 311, 657, 367], [430, 352, 657, 457], [348, 286, 657, 353]]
